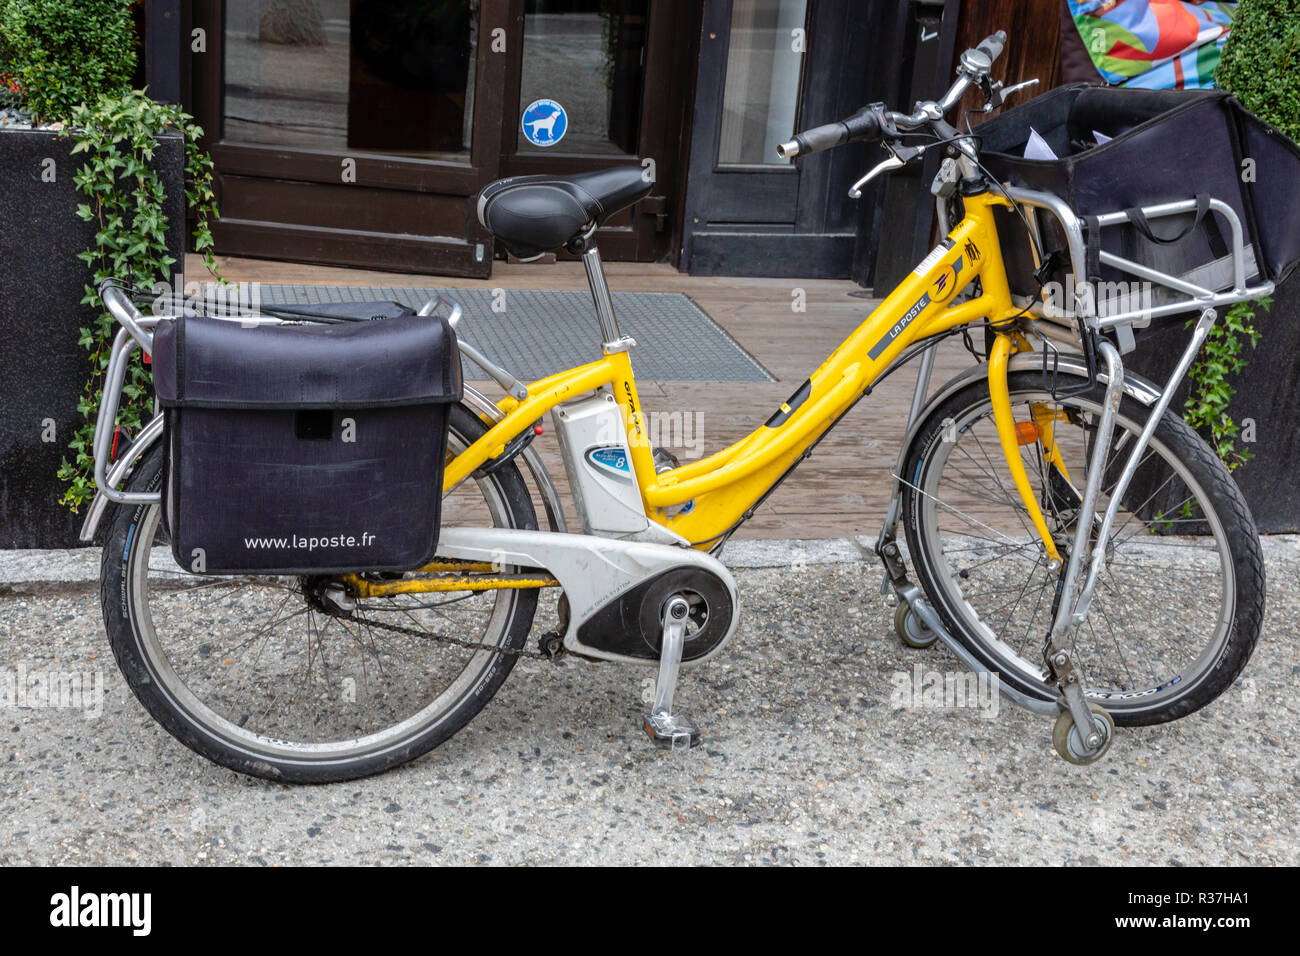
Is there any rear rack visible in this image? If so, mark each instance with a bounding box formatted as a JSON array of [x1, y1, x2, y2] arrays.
[[91, 281, 466, 507]]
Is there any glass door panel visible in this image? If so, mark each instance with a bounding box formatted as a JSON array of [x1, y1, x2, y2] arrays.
[[717, 0, 807, 166], [222, 0, 478, 160], [515, 0, 648, 156]]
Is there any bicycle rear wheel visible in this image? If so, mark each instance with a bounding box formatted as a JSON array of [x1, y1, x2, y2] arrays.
[[899, 370, 1264, 725], [100, 404, 540, 782]]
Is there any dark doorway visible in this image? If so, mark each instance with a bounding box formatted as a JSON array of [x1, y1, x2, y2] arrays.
[[680, 0, 893, 278], [495, 0, 698, 262]]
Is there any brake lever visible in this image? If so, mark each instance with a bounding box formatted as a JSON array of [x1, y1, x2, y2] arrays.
[[981, 77, 1039, 113], [848, 156, 903, 199], [847, 142, 925, 199]]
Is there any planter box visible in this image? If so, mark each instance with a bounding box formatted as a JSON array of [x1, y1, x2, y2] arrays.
[[0, 127, 185, 548], [1125, 275, 1300, 534]]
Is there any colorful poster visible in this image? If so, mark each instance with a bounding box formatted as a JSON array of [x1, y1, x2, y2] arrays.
[[1068, 1, 1239, 89]]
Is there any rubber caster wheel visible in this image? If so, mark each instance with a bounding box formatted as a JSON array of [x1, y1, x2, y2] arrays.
[[1052, 703, 1115, 765], [894, 602, 939, 649]]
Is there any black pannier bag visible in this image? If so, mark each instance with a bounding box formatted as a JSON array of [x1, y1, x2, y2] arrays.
[[151, 312, 462, 575], [976, 84, 1300, 311]]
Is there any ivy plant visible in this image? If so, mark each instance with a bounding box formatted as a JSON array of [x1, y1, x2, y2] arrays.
[[56, 89, 220, 510], [1182, 298, 1267, 467]]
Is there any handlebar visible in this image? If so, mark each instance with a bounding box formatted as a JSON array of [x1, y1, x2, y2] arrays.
[[779, 28, 1009, 160], [777, 104, 883, 159]]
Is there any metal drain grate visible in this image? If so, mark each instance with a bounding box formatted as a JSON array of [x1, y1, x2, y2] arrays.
[[242, 285, 774, 383]]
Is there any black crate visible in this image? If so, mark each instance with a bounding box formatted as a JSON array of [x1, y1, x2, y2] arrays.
[[977, 84, 1300, 302], [151, 312, 462, 575]]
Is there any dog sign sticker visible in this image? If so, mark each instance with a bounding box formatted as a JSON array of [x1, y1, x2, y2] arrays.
[[522, 99, 568, 147]]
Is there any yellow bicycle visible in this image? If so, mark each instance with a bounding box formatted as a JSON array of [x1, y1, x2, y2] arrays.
[[89, 32, 1269, 781]]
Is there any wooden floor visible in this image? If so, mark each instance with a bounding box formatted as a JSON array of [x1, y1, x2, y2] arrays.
[[191, 254, 982, 540]]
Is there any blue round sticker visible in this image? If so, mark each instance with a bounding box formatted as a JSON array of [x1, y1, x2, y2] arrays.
[[521, 99, 567, 147]]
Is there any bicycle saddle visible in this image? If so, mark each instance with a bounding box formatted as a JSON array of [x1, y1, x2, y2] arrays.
[[476, 166, 653, 259]]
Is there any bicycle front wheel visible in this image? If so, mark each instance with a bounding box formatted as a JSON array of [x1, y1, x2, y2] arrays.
[[900, 370, 1264, 725]]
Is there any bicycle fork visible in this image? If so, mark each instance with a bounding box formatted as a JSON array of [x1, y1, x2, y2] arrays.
[[1031, 337, 1125, 759], [981, 329, 1118, 757]]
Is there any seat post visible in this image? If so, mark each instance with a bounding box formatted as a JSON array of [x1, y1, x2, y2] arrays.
[[581, 244, 624, 346]]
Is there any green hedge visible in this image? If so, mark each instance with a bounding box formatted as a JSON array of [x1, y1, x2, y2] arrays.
[[0, 0, 136, 123], [1217, 0, 1300, 140]]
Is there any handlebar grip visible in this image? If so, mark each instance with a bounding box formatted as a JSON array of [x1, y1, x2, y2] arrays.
[[976, 30, 1007, 65], [779, 122, 847, 158], [778, 105, 882, 159]]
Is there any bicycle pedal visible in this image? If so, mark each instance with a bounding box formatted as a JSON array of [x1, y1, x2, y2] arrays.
[[642, 711, 701, 751]]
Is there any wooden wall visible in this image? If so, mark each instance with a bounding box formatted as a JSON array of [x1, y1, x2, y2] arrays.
[[950, 0, 1064, 124]]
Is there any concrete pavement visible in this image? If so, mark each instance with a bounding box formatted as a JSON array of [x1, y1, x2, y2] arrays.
[[1, 538, 1296, 865]]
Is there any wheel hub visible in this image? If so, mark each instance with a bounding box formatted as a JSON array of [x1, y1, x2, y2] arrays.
[[302, 576, 356, 617]]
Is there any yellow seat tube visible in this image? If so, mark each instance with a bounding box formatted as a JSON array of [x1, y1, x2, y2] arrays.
[[987, 334, 1061, 564], [604, 347, 659, 492]]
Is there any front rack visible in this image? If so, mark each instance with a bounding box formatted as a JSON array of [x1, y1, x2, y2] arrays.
[[1001, 187, 1274, 351], [880, 184, 1275, 690]]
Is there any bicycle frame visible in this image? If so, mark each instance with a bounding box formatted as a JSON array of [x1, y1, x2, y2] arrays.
[[443, 191, 1025, 549]]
